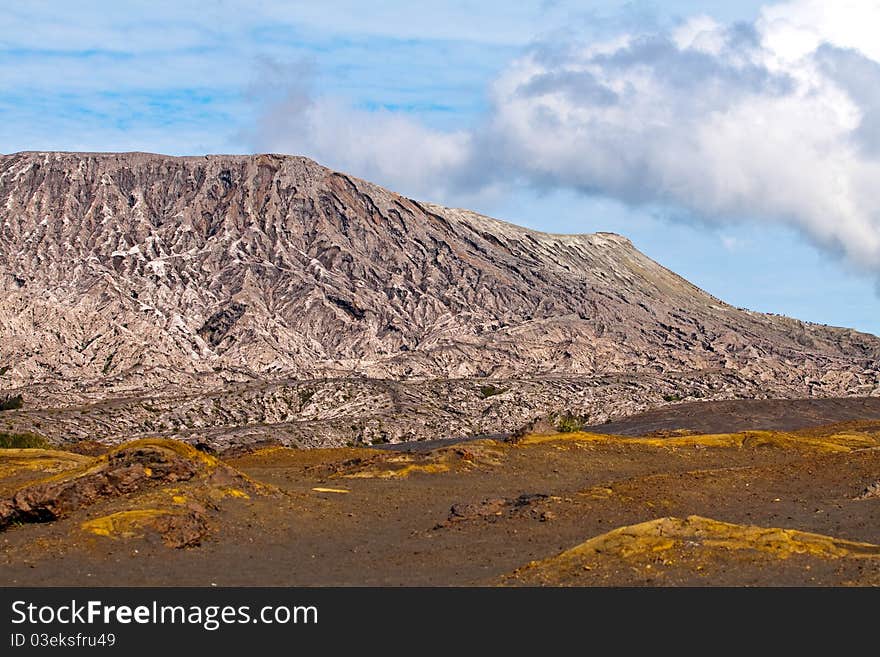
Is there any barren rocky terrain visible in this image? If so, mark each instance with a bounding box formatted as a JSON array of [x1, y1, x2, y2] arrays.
[[2, 400, 880, 586], [1, 151, 879, 448], [2, 152, 880, 586]]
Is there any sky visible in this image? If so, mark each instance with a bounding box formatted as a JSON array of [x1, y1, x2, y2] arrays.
[[1, 0, 878, 335]]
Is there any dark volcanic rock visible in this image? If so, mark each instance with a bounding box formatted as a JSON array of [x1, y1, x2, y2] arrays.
[[0, 441, 231, 528], [440, 493, 552, 528]]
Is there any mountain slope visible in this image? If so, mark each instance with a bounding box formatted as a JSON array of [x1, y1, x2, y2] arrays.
[[1, 151, 878, 445]]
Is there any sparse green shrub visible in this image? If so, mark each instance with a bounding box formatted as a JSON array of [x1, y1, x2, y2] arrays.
[[479, 384, 505, 399], [0, 431, 50, 449], [298, 388, 315, 406], [662, 394, 682, 402], [554, 411, 588, 433], [0, 394, 24, 411]]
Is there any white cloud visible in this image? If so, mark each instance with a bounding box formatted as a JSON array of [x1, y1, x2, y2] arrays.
[[244, 59, 477, 202], [253, 96, 474, 201], [672, 15, 725, 54], [250, 1, 880, 276], [758, 0, 880, 63], [476, 1, 880, 270]]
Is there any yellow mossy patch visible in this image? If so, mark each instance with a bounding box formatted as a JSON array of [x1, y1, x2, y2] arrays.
[[232, 446, 292, 462], [14, 438, 229, 490], [116, 438, 222, 469], [515, 515, 880, 579], [248, 446, 289, 457], [579, 486, 614, 499], [442, 443, 505, 468], [171, 495, 187, 505], [518, 429, 879, 453], [0, 449, 92, 480], [518, 432, 616, 446], [0, 448, 92, 463], [81, 509, 178, 539], [329, 443, 501, 480], [802, 432, 880, 450], [312, 487, 350, 494], [215, 487, 250, 500], [342, 463, 450, 479], [737, 431, 874, 453]]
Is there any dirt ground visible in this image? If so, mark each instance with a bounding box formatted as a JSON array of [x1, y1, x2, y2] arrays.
[[2, 399, 880, 586], [585, 396, 880, 436]]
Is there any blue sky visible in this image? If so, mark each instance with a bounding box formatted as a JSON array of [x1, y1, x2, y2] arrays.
[[1, 0, 878, 335]]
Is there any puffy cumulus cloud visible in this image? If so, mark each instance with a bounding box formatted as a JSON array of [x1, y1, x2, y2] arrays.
[[249, 1, 880, 274], [481, 2, 880, 270], [758, 0, 880, 63]]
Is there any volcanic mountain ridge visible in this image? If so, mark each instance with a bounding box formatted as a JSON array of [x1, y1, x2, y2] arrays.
[[1, 151, 878, 447]]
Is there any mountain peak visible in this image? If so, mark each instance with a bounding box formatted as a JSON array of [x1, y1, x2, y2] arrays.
[[1, 151, 878, 446]]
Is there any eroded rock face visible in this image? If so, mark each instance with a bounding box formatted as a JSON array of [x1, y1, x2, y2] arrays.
[[857, 482, 880, 500], [80, 509, 208, 549], [0, 152, 878, 447], [0, 440, 237, 529]]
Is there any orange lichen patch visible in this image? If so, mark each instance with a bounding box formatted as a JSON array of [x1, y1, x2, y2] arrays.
[[518, 429, 880, 453], [81, 509, 178, 539], [507, 515, 880, 585]]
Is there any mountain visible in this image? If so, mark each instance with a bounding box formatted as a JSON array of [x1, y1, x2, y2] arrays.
[[1, 151, 878, 447]]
